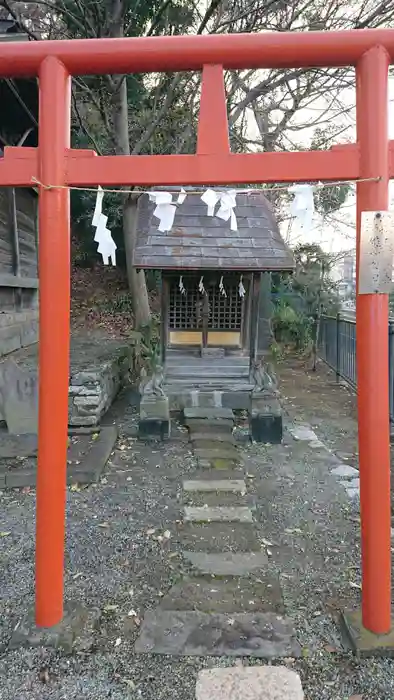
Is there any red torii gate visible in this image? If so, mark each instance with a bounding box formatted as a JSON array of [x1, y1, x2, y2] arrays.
[[0, 29, 392, 636]]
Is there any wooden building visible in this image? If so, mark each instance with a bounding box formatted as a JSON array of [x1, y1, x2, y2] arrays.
[[134, 187, 294, 407], [0, 14, 39, 359]]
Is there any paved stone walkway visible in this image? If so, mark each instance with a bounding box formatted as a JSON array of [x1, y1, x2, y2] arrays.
[[135, 406, 301, 660]]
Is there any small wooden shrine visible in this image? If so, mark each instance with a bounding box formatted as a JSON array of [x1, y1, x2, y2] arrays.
[[134, 187, 294, 367]]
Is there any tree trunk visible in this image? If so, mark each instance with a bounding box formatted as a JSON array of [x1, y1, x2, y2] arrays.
[[123, 196, 151, 327], [109, 14, 151, 326]]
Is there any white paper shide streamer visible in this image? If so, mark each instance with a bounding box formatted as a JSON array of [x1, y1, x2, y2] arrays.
[[201, 189, 238, 231], [219, 275, 227, 297], [179, 275, 186, 295], [198, 276, 205, 295], [92, 187, 117, 265], [149, 191, 177, 232], [289, 184, 315, 233], [238, 275, 246, 298], [177, 188, 187, 205]]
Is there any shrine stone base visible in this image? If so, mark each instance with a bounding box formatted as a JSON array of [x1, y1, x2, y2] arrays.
[[139, 394, 171, 440], [249, 392, 283, 444]]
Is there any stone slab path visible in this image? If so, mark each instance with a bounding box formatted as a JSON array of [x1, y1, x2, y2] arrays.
[[135, 406, 300, 660]]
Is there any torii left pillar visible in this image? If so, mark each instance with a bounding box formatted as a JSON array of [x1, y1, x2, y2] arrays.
[[35, 57, 71, 627]]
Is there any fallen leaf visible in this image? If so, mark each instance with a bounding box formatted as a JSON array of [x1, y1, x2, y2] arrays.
[[98, 522, 110, 528], [114, 637, 122, 647], [324, 644, 338, 653], [0, 532, 11, 537], [349, 695, 363, 700], [101, 477, 108, 484], [163, 530, 171, 539], [70, 484, 80, 492], [92, 433, 99, 441], [146, 528, 156, 536], [349, 581, 362, 590], [104, 604, 119, 612]]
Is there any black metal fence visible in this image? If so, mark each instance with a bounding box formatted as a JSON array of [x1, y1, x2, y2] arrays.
[[319, 313, 394, 421]]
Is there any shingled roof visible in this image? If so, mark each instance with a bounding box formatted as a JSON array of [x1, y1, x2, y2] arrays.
[[133, 187, 294, 272]]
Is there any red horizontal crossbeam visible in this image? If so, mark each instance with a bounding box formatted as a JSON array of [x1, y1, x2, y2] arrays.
[[3, 141, 394, 188], [0, 143, 367, 187], [1, 29, 394, 77]]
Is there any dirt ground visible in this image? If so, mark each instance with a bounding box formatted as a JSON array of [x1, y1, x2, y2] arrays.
[[1, 358, 394, 700], [279, 356, 359, 467]]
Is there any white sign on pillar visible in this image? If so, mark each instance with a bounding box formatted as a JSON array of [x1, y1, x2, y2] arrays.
[[359, 211, 394, 294]]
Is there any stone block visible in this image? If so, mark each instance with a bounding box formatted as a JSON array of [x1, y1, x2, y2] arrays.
[[187, 420, 234, 435], [0, 324, 21, 356], [289, 425, 317, 441], [341, 609, 394, 656], [9, 601, 100, 653], [183, 479, 246, 493], [140, 395, 170, 421], [194, 448, 240, 461], [222, 391, 251, 410], [0, 359, 38, 434], [160, 574, 284, 614], [184, 506, 253, 523], [198, 457, 240, 470], [251, 393, 281, 417], [139, 418, 170, 440], [20, 319, 39, 348], [201, 347, 225, 358], [190, 433, 235, 445], [196, 667, 304, 700], [134, 610, 301, 658], [183, 551, 269, 576], [187, 469, 244, 482], [6, 469, 37, 488], [331, 464, 359, 478], [184, 407, 234, 421], [250, 415, 283, 444], [180, 522, 262, 553]]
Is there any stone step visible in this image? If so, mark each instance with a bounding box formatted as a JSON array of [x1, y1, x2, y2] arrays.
[[186, 469, 244, 482], [160, 574, 284, 614], [194, 448, 241, 462], [184, 506, 253, 523], [166, 356, 249, 368], [197, 457, 240, 470], [179, 522, 262, 553], [196, 667, 304, 700], [183, 492, 252, 508], [165, 366, 250, 378], [183, 551, 269, 576], [134, 610, 301, 658], [184, 407, 234, 421], [190, 433, 236, 445], [183, 479, 246, 493], [187, 420, 234, 435], [192, 438, 237, 451]]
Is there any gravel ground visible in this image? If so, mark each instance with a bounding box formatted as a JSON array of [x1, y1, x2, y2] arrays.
[[0, 371, 393, 700]]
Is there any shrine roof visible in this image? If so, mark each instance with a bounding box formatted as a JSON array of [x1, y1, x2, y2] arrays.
[[133, 187, 294, 272]]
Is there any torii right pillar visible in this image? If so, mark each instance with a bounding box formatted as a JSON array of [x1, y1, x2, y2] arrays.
[[342, 44, 394, 650]]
